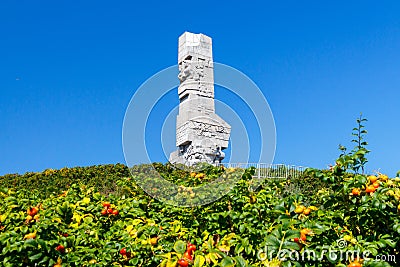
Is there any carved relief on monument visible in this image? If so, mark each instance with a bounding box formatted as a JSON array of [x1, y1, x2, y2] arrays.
[[176, 119, 230, 148], [197, 83, 213, 98], [180, 140, 225, 165], [178, 58, 208, 83], [178, 59, 192, 82], [176, 122, 189, 145], [191, 121, 228, 140], [196, 104, 213, 115], [193, 59, 205, 81]]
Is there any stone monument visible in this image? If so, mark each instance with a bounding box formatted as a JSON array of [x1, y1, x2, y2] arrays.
[[169, 32, 231, 165]]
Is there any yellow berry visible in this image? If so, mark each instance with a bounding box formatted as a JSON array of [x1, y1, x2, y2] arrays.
[[294, 206, 305, 214], [368, 175, 378, 183]]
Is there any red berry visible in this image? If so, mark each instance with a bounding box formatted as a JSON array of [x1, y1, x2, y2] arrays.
[[112, 209, 119, 216], [62, 233, 68, 237], [102, 202, 111, 208], [178, 259, 189, 267], [119, 248, 127, 255], [56, 245, 65, 252], [293, 237, 299, 243], [183, 251, 193, 260], [31, 207, 39, 216], [188, 244, 196, 251], [107, 208, 113, 214], [101, 209, 107, 216]]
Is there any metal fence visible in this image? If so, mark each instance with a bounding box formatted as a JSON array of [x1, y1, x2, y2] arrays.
[[216, 163, 307, 179]]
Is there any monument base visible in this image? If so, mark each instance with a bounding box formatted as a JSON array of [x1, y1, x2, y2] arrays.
[[169, 139, 225, 166]]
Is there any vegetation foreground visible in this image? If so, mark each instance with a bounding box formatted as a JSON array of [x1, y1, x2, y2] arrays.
[[1, 119, 400, 267], [0, 160, 399, 267]]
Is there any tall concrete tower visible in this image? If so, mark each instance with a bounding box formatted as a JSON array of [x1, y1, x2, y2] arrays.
[[169, 32, 231, 165]]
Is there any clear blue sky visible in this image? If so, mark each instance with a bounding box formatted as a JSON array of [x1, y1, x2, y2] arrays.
[[1, 1, 399, 176]]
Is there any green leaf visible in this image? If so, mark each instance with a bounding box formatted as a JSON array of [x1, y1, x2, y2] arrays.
[[233, 256, 247, 267], [193, 255, 205, 267], [282, 240, 301, 250], [211, 213, 219, 220], [220, 257, 235, 267], [130, 258, 139, 265], [38, 256, 50, 265], [381, 239, 396, 248], [173, 240, 186, 254], [235, 244, 244, 254], [284, 230, 300, 241], [265, 235, 281, 250], [368, 247, 378, 256], [83, 216, 93, 224], [24, 239, 37, 248], [317, 210, 325, 217], [28, 253, 43, 261]]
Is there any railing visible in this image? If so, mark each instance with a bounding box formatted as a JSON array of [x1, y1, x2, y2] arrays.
[[216, 163, 307, 179]]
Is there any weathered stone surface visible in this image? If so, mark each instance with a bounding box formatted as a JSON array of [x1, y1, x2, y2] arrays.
[[169, 32, 231, 165]]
